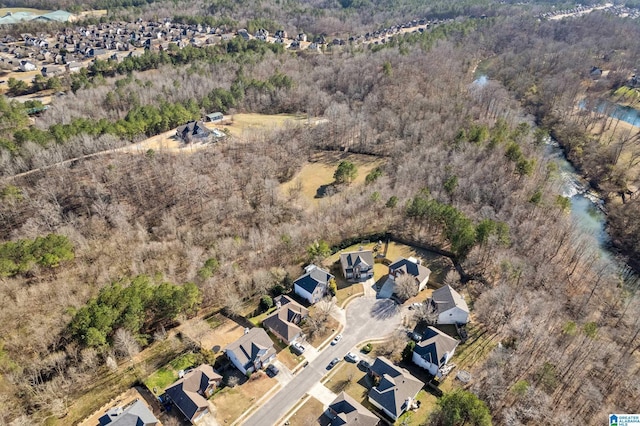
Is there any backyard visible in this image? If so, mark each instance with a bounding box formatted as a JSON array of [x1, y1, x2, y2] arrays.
[[143, 352, 199, 394]]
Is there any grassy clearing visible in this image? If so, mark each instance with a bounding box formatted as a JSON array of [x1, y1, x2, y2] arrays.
[[178, 314, 245, 352], [213, 372, 277, 424], [325, 362, 370, 402], [280, 151, 385, 205], [287, 396, 324, 426], [0, 7, 51, 14], [143, 352, 199, 393], [220, 113, 306, 137]]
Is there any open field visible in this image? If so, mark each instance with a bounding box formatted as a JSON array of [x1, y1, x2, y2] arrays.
[[213, 372, 277, 424], [219, 113, 307, 137], [280, 151, 385, 205], [177, 313, 245, 352], [0, 7, 51, 15], [287, 396, 324, 426]]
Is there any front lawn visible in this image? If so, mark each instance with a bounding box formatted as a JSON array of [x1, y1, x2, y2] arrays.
[[325, 362, 370, 401], [213, 371, 277, 424], [288, 396, 324, 426], [336, 282, 363, 307]]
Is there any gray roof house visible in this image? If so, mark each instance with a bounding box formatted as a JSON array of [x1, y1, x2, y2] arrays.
[[325, 391, 379, 426], [412, 326, 459, 379], [388, 257, 431, 292], [98, 399, 159, 426], [368, 357, 424, 421], [176, 120, 210, 143], [293, 264, 334, 304], [428, 285, 469, 325], [224, 328, 276, 375], [261, 295, 309, 344], [205, 112, 223, 122], [164, 364, 222, 424], [340, 250, 375, 282]]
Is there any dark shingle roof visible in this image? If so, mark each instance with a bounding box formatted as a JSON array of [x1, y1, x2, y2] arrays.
[[389, 258, 431, 283], [413, 327, 459, 368], [368, 357, 423, 418], [327, 392, 379, 426], [430, 285, 468, 314], [164, 365, 221, 422], [262, 295, 308, 342], [294, 265, 333, 294]]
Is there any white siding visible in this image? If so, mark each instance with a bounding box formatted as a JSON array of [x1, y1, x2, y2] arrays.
[[226, 350, 248, 375], [412, 352, 438, 375], [294, 284, 314, 304]]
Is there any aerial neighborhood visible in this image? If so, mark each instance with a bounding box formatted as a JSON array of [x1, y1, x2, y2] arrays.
[[82, 240, 472, 426]]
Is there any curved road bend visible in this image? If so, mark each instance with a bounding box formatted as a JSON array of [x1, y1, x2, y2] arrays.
[[242, 296, 402, 426]]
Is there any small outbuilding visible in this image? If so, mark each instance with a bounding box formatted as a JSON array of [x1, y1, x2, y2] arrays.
[[205, 112, 224, 122]]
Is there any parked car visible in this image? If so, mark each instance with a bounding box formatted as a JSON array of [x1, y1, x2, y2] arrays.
[[266, 364, 280, 377], [331, 334, 343, 345], [291, 342, 305, 355], [408, 331, 422, 342], [345, 352, 359, 363], [328, 357, 340, 369], [358, 360, 371, 371]]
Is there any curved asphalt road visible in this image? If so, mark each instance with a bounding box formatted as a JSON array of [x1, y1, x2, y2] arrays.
[[241, 296, 402, 426]]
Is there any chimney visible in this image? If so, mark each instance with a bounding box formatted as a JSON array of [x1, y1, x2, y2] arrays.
[[244, 327, 250, 335]]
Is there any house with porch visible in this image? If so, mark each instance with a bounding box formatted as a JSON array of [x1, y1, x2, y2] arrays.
[[340, 250, 374, 282]]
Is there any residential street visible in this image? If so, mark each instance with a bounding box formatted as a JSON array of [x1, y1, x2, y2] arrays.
[[241, 295, 402, 426]]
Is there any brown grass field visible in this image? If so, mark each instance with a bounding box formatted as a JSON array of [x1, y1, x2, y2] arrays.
[[280, 151, 385, 205], [287, 396, 324, 426]]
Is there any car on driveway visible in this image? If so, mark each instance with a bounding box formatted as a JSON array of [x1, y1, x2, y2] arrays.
[[358, 360, 371, 371], [291, 342, 305, 355], [408, 331, 422, 342], [345, 352, 359, 363], [327, 357, 341, 369], [266, 364, 280, 377], [331, 334, 343, 345]]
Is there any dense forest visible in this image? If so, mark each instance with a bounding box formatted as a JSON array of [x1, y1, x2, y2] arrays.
[[0, 0, 640, 425]]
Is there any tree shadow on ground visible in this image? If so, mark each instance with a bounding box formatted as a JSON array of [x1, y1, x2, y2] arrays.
[[370, 299, 399, 320]]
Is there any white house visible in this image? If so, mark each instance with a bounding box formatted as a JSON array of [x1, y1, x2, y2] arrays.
[[224, 328, 276, 375], [293, 265, 333, 304], [429, 285, 469, 325], [388, 257, 431, 292], [19, 60, 36, 72], [412, 326, 459, 379]]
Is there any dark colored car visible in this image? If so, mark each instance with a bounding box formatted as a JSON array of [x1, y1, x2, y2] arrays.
[[358, 360, 371, 371], [266, 364, 280, 377], [328, 357, 340, 369]]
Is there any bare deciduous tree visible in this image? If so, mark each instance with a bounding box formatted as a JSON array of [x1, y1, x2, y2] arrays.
[[394, 274, 418, 302]]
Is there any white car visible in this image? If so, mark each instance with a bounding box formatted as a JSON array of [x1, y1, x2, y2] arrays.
[[345, 352, 359, 363], [331, 334, 343, 345]]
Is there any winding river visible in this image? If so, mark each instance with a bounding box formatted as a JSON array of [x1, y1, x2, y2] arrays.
[[474, 75, 630, 268]]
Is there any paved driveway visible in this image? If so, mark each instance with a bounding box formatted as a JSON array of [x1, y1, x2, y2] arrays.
[[241, 296, 401, 426]]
